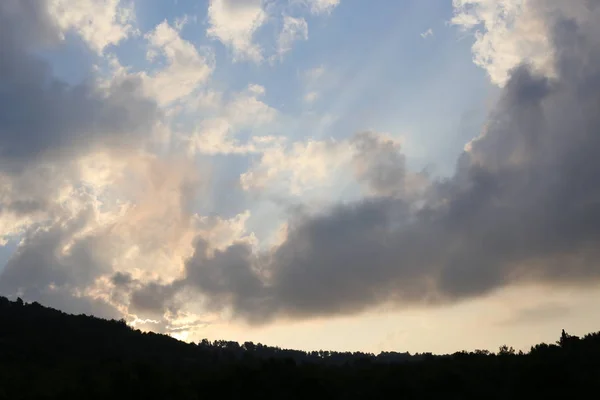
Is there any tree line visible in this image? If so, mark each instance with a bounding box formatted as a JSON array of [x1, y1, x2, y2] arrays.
[[1, 296, 599, 399]]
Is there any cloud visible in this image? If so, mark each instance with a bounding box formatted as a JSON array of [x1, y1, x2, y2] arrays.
[[129, 280, 183, 318], [304, 65, 326, 82], [420, 28, 434, 39], [0, 153, 203, 316], [304, 91, 319, 103], [0, 71, 156, 172], [239, 137, 354, 195], [142, 21, 214, 106], [450, 0, 592, 86], [305, 0, 340, 15], [239, 131, 424, 200], [48, 0, 137, 53], [125, 210, 257, 320], [0, 1, 202, 327], [187, 84, 279, 155], [206, 0, 266, 62], [276, 16, 308, 58], [300, 65, 327, 105], [351, 132, 415, 198], [101, 20, 214, 109], [0, 1, 158, 173], [131, 0, 600, 324]]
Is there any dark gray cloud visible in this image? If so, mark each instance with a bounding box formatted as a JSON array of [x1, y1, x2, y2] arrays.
[[129, 280, 184, 318], [0, 0, 158, 173], [0, 0, 60, 49], [111, 271, 134, 287], [185, 239, 269, 318], [126, 1, 600, 324], [351, 132, 407, 196], [0, 1, 159, 314], [0, 206, 121, 318]]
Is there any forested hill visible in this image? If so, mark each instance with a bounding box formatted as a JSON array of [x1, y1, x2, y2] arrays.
[[1, 296, 599, 399]]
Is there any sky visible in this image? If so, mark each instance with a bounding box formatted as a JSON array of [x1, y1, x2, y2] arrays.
[[1, 0, 600, 355]]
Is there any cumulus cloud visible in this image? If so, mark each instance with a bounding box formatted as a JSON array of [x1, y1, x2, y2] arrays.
[[240, 138, 353, 194], [450, 0, 592, 86], [142, 21, 214, 106], [0, 1, 202, 325], [240, 131, 425, 200], [351, 132, 407, 197], [128, 0, 600, 324], [0, 154, 203, 321], [0, 0, 164, 271], [103, 20, 214, 109], [207, 0, 266, 62], [206, 0, 338, 63], [48, 0, 137, 53], [187, 84, 279, 155], [0, 2, 157, 173], [126, 210, 257, 320]]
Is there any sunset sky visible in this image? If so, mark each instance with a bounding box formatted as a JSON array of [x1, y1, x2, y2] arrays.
[[1, 0, 600, 355]]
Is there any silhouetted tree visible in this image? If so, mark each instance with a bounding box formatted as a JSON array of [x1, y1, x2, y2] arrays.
[[1, 296, 599, 400], [498, 345, 516, 355]]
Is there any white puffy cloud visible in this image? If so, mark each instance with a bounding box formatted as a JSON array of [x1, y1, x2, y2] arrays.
[[240, 138, 354, 195], [239, 131, 418, 199], [97, 20, 214, 110], [205, 0, 338, 62], [227, 85, 278, 126], [207, 0, 267, 62], [142, 21, 214, 106], [48, 0, 136, 53], [196, 211, 257, 252], [452, 0, 599, 86], [187, 85, 279, 155], [451, 0, 554, 86]]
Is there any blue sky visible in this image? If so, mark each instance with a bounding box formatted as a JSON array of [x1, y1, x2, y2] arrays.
[[2, 0, 600, 354], [47, 0, 496, 174], [82, 0, 497, 226], [49, 0, 496, 238]]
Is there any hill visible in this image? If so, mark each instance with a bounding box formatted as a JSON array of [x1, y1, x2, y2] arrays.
[[1, 296, 599, 399]]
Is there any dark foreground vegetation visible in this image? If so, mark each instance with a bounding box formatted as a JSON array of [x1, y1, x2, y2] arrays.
[[1, 297, 599, 399]]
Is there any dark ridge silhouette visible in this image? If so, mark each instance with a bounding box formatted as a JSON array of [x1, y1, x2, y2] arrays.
[[1, 296, 599, 399]]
